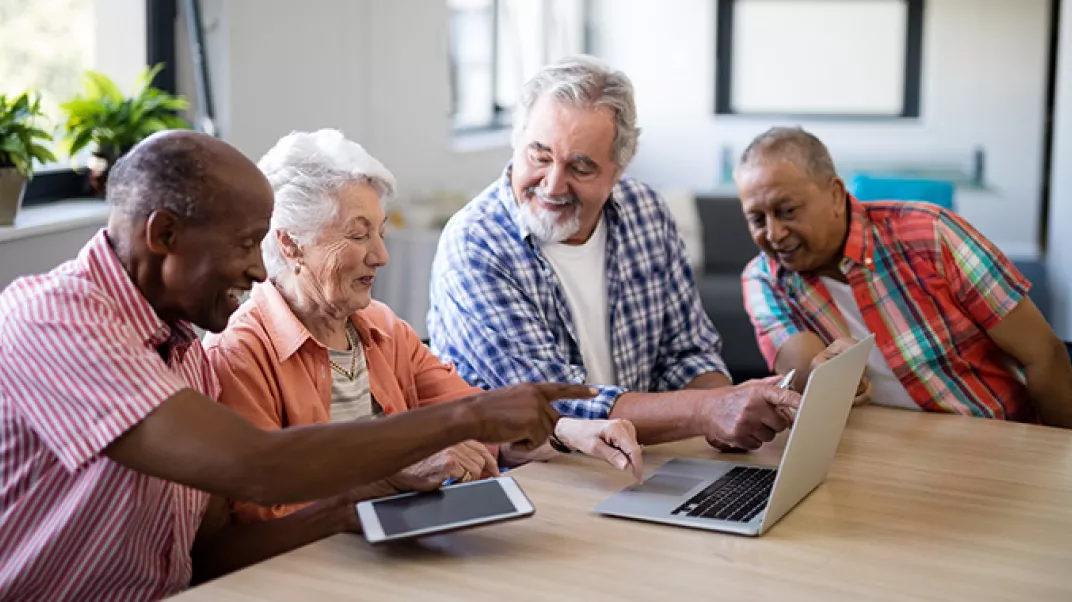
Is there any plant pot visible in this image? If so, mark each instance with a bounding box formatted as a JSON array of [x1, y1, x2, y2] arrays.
[[0, 166, 28, 227]]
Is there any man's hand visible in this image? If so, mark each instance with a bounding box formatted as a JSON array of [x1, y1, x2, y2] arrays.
[[386, 441, 500, 492], [554, 418, 644, 482], [466, 383, 595, 449], [811, 338, 871, 406], [693, 380, 801, 450]]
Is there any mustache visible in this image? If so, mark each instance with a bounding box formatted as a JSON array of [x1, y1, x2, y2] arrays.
[[525, 186, 579, 207]]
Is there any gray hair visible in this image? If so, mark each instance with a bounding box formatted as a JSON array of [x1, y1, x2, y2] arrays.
[[107, 131, 212, 222], [512, 54, 640, 172], [257, 129, 397, 279], [736, 126, 837, 183]]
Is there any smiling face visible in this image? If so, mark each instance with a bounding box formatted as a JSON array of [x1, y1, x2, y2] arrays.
[[735, 160, 849, 273], [510, 95, 620, 245], [152, 160, 274, 333], [295, 181, 388, 315]]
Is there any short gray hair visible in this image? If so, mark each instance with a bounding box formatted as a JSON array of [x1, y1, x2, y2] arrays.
[[257, 129, 396, 279], [512, 54, 640, 172], [107, 131, 211, 222], [736, 126, 837, 183]]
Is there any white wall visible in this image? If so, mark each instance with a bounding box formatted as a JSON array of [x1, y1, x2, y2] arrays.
[[593, 0, 1051, 251], [188, 0, 512, 203], [0, 226, 100, 289], [1048, 1, 1072, 341]]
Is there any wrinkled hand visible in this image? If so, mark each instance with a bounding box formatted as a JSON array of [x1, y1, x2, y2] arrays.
[[387, 441, 500, 492], [554, 418, 644, 482], [695, 379, 801, 451], [812, 338, 871, 406], [467, 383, 596, 449]]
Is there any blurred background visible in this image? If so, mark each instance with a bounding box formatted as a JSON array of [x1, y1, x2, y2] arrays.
[[1, 0, 1069, 379]]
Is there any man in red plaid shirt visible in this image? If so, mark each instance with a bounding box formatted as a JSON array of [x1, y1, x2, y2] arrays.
[[737, 127, 1072, 426]]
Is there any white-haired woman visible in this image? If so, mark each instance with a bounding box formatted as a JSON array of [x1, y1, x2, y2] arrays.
[[203, 129, 642, 525]]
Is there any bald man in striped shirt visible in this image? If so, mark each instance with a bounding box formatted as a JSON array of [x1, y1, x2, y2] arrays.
[[0, 131, 582, 600]]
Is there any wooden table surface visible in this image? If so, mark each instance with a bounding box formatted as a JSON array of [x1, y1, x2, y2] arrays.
[[175, 407, 1072, 601]]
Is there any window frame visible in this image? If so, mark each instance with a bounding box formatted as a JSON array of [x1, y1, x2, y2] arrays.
[[22, 0, 179, 206], [713, 0, 924, 120], [449, 0, 592, 134]]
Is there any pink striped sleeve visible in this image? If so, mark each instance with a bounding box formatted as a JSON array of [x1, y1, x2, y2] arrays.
[[0, 290, 185, 472]]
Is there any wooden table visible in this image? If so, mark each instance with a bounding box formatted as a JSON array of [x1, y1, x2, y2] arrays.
[[175, 407, 1072, 601]]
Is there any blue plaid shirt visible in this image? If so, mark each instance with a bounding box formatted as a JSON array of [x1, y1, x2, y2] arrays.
[[427, 166, 729, 419]]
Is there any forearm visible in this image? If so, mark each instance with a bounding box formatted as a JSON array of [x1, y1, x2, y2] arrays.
[[685, 371, 733, 389], [191, 481, 394, 585], [1025, 349, 1072, 428], [246, 403, 482, 504], [610, 390, 702, 445], [774, 333, 828, 390], [108, 389, 484, 507]]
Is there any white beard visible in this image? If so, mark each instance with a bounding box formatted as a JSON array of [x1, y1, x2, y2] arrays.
[[518, 197, 581, 244]]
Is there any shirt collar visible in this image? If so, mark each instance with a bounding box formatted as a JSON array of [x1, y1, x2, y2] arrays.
[[249, 281, 390, 363], [496, 162, 624, 242], [840, 194, 873, 270], [84, 229, 197, 350]]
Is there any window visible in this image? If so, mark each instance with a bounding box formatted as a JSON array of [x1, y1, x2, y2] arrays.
[[0, 0, 176, 205], [448, 0, 588, 132], [715, 0, 924, 118]]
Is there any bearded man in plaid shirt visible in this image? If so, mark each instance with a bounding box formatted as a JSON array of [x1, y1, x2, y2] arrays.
[[737, 127, 1072, 426], [429, 56, 801, 453]]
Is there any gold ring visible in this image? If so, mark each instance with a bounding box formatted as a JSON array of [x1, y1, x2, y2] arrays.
[[461, 470, 471, 481]]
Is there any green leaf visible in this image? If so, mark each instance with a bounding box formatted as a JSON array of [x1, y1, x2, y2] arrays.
[[66, 129, 95, 157], [83, 70, 124, 103], [135, 63, 165, 93], [29, 143, 57, 164]]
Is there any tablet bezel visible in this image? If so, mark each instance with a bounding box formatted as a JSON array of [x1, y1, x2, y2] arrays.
[[357, 476, 535, 544]]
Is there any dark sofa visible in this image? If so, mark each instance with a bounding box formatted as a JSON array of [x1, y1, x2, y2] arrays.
[[694, 195, 770, 382]]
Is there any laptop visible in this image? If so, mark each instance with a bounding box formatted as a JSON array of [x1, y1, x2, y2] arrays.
[[594, 335, 875, 536]]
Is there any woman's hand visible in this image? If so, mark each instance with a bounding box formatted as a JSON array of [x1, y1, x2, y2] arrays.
[[386, 441, 500, 492], [554, 418, 644, 482]]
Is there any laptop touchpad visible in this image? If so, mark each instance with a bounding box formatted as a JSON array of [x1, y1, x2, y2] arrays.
[[630, 474, 705, 496]]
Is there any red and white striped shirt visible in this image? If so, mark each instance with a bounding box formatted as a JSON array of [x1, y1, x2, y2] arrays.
[[0, 230, 219, 601]]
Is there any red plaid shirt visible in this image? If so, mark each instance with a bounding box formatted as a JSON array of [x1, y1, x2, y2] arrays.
[[743, 197, 1035, 421]]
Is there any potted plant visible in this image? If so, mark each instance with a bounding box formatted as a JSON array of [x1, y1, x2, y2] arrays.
[[0, 91, 57, 226], [59, 63, 190, 196]]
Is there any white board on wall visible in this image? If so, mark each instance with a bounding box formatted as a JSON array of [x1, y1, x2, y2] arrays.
[[730, 0, 909, 115]]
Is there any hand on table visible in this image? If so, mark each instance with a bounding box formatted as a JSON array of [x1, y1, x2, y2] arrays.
[[553, 418, 644, 482], [387, 441, 500, 492]]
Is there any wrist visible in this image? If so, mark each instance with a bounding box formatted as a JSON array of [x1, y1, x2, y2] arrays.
[[450, 396, 486, 442], [550, 420, 575, 453], [683, 389, 711, 438]]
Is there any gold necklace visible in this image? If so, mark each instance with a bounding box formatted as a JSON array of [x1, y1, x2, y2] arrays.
[[328, 324, 359, 381]]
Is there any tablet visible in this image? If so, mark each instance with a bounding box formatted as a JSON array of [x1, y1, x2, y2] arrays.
[[356, 476, 535, 544]]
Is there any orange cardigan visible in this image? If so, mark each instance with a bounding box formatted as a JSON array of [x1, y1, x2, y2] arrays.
[[203, 281, 484, 523]]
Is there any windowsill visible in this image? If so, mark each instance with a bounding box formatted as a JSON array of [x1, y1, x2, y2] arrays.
[[0, 198, 109, 244], [450, 127, 512, 153]]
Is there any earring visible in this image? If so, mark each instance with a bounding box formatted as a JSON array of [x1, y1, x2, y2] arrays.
[[294, 262, 302, 275]]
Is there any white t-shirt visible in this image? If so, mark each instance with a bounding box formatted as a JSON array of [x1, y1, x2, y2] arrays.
[[540, 217, 617, 385], [819, 277, 920, 411]]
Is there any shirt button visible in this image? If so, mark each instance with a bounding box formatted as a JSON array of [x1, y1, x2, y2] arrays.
[[864, 258, 873, 267]]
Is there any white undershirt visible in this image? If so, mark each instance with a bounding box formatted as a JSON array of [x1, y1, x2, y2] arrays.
[[327, 323, 377, 422], [540, 217, 617, 385], [819, 277, 920, 410]]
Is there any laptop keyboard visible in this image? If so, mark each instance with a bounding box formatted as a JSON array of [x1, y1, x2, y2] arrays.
[[671, 466, 777, 523]]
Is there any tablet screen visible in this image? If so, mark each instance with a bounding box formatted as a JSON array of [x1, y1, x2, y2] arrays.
[[372, 480, 518, 537]]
